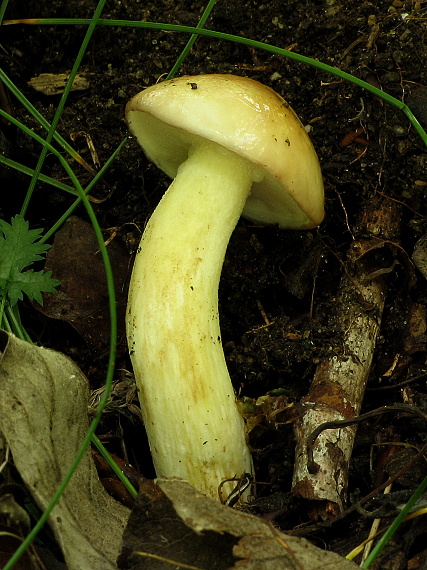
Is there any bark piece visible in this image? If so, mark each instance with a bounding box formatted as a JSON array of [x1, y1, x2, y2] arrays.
[[28, 72, 90, 95]]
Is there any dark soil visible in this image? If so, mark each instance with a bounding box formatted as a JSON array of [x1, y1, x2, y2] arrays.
[[2, 0, 427, 567]]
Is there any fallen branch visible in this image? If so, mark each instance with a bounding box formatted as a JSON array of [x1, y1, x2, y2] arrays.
[[292, 195, 402, 516]]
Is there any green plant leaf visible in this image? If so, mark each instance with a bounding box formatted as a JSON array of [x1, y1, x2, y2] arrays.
[[0, 215, 60, 307]]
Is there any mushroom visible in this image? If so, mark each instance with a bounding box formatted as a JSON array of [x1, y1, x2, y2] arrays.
[[125, 74, 324, 502]]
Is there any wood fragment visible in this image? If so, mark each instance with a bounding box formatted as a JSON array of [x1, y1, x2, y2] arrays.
[[28, 72, 90, 95]]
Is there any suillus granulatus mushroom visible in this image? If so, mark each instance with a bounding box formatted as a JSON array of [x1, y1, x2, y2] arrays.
[[125, 74, 324, 502]]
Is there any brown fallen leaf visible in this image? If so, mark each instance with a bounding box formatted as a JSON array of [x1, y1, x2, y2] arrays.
[[118, 478, 357, 569], [0, 331, 129, 569], [40, 216, 130, 354]]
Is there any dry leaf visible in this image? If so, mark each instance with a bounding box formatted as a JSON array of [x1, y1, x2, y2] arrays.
[[40, 216, 130, 354], [0, 331, 129, 569], [118, 478, 357, 569]]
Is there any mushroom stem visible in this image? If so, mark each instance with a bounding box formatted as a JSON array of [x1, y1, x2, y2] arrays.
[[127, 141, 259, 501]]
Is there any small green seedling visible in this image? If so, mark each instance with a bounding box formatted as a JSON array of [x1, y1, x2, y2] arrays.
[[0, 215, 60, 330]]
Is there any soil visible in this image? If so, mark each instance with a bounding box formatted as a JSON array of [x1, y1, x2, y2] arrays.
[[1, 0, 427, 567]]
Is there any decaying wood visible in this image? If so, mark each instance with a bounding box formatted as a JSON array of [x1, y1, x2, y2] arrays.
[[292, 196, 402, 515]]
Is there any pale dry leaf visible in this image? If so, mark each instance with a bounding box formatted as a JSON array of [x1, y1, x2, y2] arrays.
[[0, 331, 129, 570]]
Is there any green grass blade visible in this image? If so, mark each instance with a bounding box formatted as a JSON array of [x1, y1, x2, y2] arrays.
[[0, 0, 9, 23], [0, 154, 81, 195], [0, 120, 127, 212], [92, 435, 138, 499], [41, 137, 128, 243], [361, 475, 427, 568]]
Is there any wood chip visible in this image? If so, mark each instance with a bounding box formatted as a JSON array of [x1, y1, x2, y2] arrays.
[[28, 72, 90, 95]]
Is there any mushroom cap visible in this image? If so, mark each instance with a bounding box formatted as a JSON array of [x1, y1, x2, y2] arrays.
[[126, 74, 324, 229]]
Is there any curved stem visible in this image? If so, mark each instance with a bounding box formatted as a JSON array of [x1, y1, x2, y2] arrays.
[[127, 142, 256, 500]]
